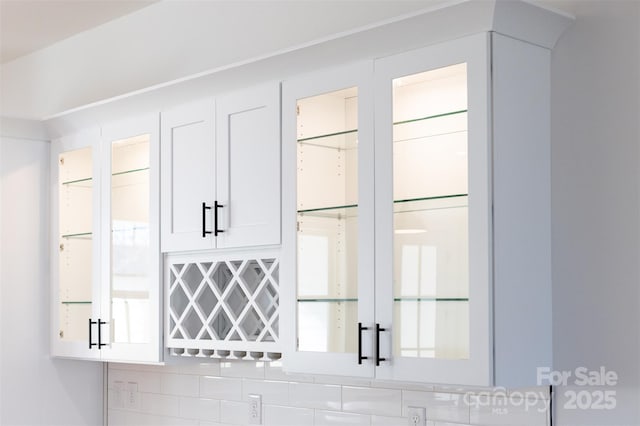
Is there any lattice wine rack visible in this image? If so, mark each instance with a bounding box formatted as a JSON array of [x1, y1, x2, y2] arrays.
[[166, 251, 280, 360]]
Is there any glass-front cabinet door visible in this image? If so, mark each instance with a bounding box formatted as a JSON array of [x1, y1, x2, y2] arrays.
[[374, 34, 492, 384], [52, 129, 102, 359], [282, 62, 375, 376], [101, 114, 161, 363]]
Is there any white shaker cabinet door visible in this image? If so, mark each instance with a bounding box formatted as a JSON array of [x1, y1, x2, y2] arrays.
[[215, 83, 281, 248], [161, 99, 216, 252]]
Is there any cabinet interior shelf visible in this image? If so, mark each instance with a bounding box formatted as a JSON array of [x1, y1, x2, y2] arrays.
[[297, 297, 468, 303], [297, 194, 468, 218], [61, 226, 148, 240], [61, 301, 92, 305], [297, 298, 358, 303], [394, 297, 469, 302], [393, 109, 467, 126], [61, 167, 150, 186], [296, 109, 467, 150], [61, 232, 92, 239]]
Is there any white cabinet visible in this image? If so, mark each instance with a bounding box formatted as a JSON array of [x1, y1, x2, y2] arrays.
[[161, 99, 216, 252], [161, 83, 281, 252], [51, 114, 161, 363], [282, 29, 558, 387], [51, 128, 102, 360]]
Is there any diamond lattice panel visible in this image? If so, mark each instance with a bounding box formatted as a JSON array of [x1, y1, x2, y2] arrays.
[[168, 256, 280, 354]]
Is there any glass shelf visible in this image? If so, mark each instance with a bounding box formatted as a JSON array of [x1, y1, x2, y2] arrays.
[[61, 177, 92, 186], [297, 194, 467, 218], [394, 110, 467, 145], [394, 297, 468, 302], [296, 109, 468, 150], [60, 225, 149, 240], [61, 232, 92, 240], [61, 301, 92, 305], [393, 109, 467, 127], [61, 167, 150, 186], [112, 167, 149, 177], [297, 298, 358, 303], [298, 129, 358, 150]]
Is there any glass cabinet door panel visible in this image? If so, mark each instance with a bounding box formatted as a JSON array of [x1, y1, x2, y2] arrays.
[[111, 135, 151, 344], [392, 63, 470, 360], [296, 87, 358, 353], [58, 147, 93, 341]]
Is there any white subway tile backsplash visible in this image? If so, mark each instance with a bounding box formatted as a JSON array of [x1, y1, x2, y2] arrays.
[[109, 409, 199, 426], [109, 369, 161, 393], [198, 422, 234, 426], [342, 386, 402, 416], [140, 393, 181, 417], [264, 405, 314, 426], [162, 373, 200, 397], [289, 382, 341, 410], [242, 379, 289, 405], [370, 415, 408, 426], [179, 397, 221, 421], [402, 391, 470, 423], [200, 376, 242, 401], [163, 360, 221, 376], [469, 395, 548, 426], [315, 410, 371, 425], [314, 375, 372, 387], [220, 361, 265, 379], [219, 400, 249, 425], [198, 422, 233, 426], [371, 380, 435, 392], [265, 361, 314, 383], [108, 362, 550, 426]]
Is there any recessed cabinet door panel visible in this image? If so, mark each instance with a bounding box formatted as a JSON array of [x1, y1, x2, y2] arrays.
[[51, 129, 101, 359], [216, 83, 280, 248], [161, 99, 216, 252], [374, 34, 492, 385]]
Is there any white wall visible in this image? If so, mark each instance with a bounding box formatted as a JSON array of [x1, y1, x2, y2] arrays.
[[0, 126, 103, 425], [549, 1, 640, 425], [0, 0, 443, 120]]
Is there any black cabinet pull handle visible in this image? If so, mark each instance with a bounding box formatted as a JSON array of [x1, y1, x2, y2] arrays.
[[214, 201, 224, 236], [358, 322, 370, 364], [202, 202, 212, 238], [375, 323, 388, 366], [89, 319, 97, 349], [98, 319, 108, 349]]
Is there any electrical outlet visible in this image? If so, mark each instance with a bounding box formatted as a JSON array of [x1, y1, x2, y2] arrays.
[[125, 382, 140, 410], [407, 406, 426, 426], [248, 394, 262, 425]]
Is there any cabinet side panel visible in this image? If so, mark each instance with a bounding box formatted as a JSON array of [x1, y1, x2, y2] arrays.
[[491, 33, 552, 387]]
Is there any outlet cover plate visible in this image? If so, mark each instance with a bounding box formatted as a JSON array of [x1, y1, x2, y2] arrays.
[[248, 394, 262, 425], [407, 406, 426, 426]]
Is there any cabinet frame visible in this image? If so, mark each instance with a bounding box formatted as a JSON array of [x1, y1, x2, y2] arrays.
[[100, 113, 162, 363], [51, 116, 162, 363], [373, 33, 493, 385], [161, 82, 281, 253], [281, 61, 376, 377], [51, 128, 102, 360], [282, 34, 494, 385]]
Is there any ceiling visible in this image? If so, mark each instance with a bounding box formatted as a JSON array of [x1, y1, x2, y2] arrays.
[[0, 0, 157, 64]]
